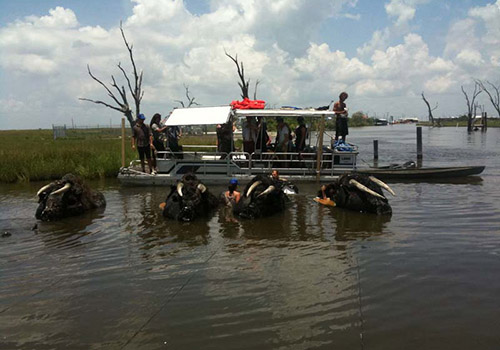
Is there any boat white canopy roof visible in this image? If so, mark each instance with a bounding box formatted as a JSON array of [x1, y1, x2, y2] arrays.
[[164, 106, 337, 126], [164, 106, 232, 126], [233, 109, 337, 118]]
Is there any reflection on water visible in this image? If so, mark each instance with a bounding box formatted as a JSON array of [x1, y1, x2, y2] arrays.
[[1, 126, 500, 349]]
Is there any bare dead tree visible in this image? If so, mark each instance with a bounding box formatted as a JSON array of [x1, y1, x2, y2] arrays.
[[476, 80, 500, 118], [421, 92, 438, 125], [461, 81, 482, 132], [174, 84, 200, 108], [225, 50, 250, 99], [79, 22, 143, 129]]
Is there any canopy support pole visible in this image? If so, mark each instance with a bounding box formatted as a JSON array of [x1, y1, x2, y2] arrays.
[[316, 114, 325, 181]]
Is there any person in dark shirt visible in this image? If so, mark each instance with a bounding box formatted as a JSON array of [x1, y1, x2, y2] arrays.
[[333, 92, 349, 143], [166, 124, 183, 159], [132, 114, 154, 174], [216, 118, 235, 159], [150, 113, 167, 171], [294, 116, 307, 152], [256, 116, 270, 153]]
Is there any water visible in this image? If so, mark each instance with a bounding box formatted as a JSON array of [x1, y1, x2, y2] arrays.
[[1, 125, 500, 349]]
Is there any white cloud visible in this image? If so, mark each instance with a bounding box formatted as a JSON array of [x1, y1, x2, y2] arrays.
[[357, 29, 391, 57], [456, 49, 484, 67], [25, 6, 78, 28], [385, 0, 416, 26], [0, 0, 500, 128]]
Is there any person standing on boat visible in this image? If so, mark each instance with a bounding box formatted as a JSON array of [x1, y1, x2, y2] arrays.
[[275, 117, 292, 168], [132, 114, 155, 174], [217, 118, 235, 159], [150, 113, 167, 170], [333, 92, 349, 143], [256, 116, 270, 153], [275, 117, 291, 153], [294, 116, 308, 152], [166, 123, 183, 159], [242, 116, 258, 156]]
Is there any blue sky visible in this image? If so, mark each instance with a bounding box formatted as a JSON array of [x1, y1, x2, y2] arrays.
[[0, 0, 499, 129]]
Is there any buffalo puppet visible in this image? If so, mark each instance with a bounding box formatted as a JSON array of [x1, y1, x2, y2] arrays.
[[161, 174, 219, 221], [36, 173, 106, 221], [318, 174, 395, 215], [234, 175, 289, 219]]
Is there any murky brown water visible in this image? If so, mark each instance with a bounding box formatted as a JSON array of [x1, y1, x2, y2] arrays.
[[1, 125, 500, 349]]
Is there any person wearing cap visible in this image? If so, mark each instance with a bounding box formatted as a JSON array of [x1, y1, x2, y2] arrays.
[[132, 113, 155, 174], [222, 178, 241, 207], [333, 92, 349, 143]]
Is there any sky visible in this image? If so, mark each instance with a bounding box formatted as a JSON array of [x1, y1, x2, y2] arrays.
[[0, 0, 499, 129]]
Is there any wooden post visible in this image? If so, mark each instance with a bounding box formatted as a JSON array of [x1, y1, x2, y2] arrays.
[[316, 114, 325, 181], [416, 126, 423, 161], [121, 118, 126, 168], [373, 140, 379, 160], [483, 111, 487, 131]]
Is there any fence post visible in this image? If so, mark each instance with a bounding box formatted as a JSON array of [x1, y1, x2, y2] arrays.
[[121, 118, 126, 168], [416, 126, 423, 161]]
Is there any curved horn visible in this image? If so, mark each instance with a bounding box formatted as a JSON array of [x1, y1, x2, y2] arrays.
[[197, 183, 207, 193], [177, 182, 184, 197], [36, 184, 52, 197], [50, 183, 71, 196], [349, 179, 385, 199], [369, 176, 396, 196], [246, 181, 262, 197], [257, 185, 275, 198]]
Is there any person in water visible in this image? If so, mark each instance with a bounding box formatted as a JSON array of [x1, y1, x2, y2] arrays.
[[222, 178, 241, 207]]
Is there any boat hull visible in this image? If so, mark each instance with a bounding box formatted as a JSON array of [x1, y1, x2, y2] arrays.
[[355, 166, 485, 180]]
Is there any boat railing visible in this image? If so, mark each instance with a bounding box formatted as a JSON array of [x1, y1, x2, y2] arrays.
[[244, 151, 346, 176], [137, 148, 355, 177]]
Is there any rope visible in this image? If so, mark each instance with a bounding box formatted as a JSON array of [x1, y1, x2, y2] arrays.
[[120, 248, 219, 349]]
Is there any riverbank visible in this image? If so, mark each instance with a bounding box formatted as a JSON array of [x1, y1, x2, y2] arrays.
[[417, 119, 500, 127]]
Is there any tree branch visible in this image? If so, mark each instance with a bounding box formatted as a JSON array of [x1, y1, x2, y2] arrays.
[[421, 92, 436, 124], [174, 100, 185, 108], [225, 50, 250, 99], [79, 98, 123, 112], [253, 79, 261, 100], [477, 79, 500, 116], [117, 62, 134, 98]]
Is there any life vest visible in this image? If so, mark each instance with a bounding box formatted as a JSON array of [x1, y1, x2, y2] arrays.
[[230, 98, 266, 110]]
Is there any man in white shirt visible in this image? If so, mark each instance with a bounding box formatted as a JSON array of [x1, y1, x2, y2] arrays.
[[242, 116, 257, 155]]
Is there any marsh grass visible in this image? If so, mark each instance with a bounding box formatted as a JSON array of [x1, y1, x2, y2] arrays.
[[0, 129, 224, 183], [0, 129, 136, 183], [418, 119, 500, 127]]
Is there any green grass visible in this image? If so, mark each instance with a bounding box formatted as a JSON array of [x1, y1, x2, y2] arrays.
[[0, 129, 226, 183], [0, 129, 136, 183]]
